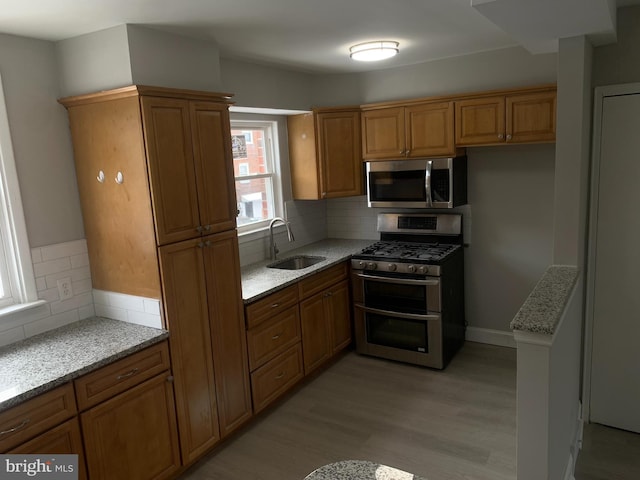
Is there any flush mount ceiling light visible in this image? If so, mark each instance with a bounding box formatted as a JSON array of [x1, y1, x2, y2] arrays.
[[349, 41, 399, 62]]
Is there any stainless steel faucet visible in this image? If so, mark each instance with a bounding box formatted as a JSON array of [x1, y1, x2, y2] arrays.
[[269, 217, 295, 261]]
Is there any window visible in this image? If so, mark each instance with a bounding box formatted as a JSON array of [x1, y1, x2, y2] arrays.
[[231, 121, 282, 233], [0, 74, 39, 312]]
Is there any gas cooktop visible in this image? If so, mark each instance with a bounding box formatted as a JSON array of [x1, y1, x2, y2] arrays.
[[356, 241, 461, 264]]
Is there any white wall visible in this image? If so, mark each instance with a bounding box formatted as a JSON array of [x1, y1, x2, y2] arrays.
[[0, 33, 84, 248]]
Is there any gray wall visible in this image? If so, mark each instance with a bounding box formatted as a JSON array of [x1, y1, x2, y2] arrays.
[[56, 25, 132, 97], [593, 6, 640, 87], [220, 58, 312, 110], [127, 25, 222, 92], [0, 33, 84, 247], [311, 46, 557, 106]]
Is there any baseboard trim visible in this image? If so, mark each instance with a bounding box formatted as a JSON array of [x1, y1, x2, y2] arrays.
[[466, 327, 516, 348]]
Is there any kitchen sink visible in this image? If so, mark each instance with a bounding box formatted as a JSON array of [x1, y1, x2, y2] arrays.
[[267, 255, 326, 270]]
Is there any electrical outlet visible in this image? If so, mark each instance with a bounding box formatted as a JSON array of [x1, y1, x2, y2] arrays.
[[57, 277, 73, 301]]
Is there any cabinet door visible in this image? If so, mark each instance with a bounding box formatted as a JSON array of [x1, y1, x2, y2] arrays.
[[300, 292, 332, 374], [507, 91, 556, 143], [142, 96, 201, 245], [406, 102, 455, 157], [190, 102, 238, 234], [455, 96, 506, 146], [203, 230, 253, 437], [67, 97, 160, 298], [159, 239, 220, 464], [81, 373, 180, 480], [362, 107, 405, 159], [327, 280, 352, 354], [10, 418, 87, 480], [316, 110, 363, 198]]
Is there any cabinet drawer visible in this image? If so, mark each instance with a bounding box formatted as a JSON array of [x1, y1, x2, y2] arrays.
[[75, 341, 170, 411], [247, 306, 301, 371], [298, 262, 348, 299], [0, 383, 76, 452], [251, 344, 303, 413], [245, 285, 299, 329]]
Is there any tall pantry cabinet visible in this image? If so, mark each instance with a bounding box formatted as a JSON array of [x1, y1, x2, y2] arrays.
[[59, 86, 252, 467]]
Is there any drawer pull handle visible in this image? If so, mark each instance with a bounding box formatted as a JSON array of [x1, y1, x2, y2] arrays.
[[116, 368, 139, 380], [272, 333, 282, 340], [0, 418, 30, 436], [271, 303, 280, 308], [275, 371, 285, 379]]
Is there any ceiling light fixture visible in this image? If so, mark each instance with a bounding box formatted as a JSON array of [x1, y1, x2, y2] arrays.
[[349, 41, 399, 62]]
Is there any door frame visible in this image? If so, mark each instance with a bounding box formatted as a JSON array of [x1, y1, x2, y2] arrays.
[[583, 82, 640, 423]]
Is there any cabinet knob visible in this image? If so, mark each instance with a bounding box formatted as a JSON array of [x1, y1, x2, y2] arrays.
[[498, 133, 504, 140], [506, 134, 512, 141], [115, 171, 124, 184], [166, 375, 174, 383], [197, 242, 205, 248], [196, 226, 204, 233], [204, 225, 211, 232], [96, 170, 105, 183], [204, 240, 212, 247]]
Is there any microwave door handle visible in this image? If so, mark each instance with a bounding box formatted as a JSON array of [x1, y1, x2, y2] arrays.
[[425, 160, 433, 207]]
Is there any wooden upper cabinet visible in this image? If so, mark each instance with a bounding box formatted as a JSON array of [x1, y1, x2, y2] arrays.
[[64, 96, 161, 298], [142, 97, 201, 245], [455, 89, 556, 146], [142, 97, 237, 245], [362, 102, 456, 160], [189, 102, 237, 234], [288, 107, 362, 200], [507, 91, 557, 143], [361, 106, 405, 159]]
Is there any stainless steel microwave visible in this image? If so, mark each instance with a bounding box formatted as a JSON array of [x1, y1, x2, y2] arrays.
[[366, 157, 467, 209]]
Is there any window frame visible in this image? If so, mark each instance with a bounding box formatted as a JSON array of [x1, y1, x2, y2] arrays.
[[0, 73, 39, 313], [230, 119, 284, 235]]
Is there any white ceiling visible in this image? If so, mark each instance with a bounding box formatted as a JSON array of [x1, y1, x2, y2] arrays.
[[0, 0, 637, 74]]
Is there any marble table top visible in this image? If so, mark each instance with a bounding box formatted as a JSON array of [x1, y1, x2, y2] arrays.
[[304, 460, 427, 480]]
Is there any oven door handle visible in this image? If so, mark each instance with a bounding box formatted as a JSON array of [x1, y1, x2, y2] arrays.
[[425, 159, 433, 208], [355, 304, 440, 322], [355, 272, 439, 286]]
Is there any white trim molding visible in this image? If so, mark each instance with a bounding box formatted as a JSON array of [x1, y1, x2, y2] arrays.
[[465, 326, 516, 348]]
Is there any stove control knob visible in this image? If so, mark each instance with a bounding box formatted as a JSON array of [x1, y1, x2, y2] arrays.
[[367, 262, 377, 270], [407, 265, 416, 273], [418, 266, 429, 275], [358, 261, 366, 269], [387, 263, 397, 272]]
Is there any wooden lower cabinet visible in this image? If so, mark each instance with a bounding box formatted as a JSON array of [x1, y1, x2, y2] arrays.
[[300, 279, 351, 374], [80, 372, 180, 480], [10, 418, 87, 480], [251, 344, 304, 413], [160, 230, 252, 464]]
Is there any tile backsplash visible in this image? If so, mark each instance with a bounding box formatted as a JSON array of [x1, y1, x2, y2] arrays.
[[0, 239, 94, 347]]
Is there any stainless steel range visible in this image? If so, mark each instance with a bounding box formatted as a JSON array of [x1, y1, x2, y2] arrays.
[[351, 213, 465, 369]]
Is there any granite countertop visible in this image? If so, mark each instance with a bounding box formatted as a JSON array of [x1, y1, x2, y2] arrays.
[[0, 317, 168, 412], [305, 460, 427, 480], [241, 238, 372, 303], [510, 265, 579, 335]]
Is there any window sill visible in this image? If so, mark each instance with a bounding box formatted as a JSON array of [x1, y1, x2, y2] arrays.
[[0, 299, 47, 318]]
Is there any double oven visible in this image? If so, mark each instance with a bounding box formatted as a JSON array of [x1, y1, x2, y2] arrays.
[[350, 213, 465, 369]]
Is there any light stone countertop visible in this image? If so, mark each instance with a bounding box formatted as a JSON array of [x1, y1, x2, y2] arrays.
[[0, 317, 168, 412], [305, 460, 427, 480], [241, 238, 373, 303], [510, 265, 579, 335]]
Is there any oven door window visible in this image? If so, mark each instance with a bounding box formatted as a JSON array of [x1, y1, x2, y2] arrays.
[[369, 170, 426, 202], [364, 278, 427, 315], [366, 312, 429, 353]]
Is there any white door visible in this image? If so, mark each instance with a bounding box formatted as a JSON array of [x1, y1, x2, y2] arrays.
[[589, 88, 640, 433]]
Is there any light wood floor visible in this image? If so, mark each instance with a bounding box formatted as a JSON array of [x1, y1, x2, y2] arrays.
[[575, 422, 640, 480], [180, 342, 517, 480]]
